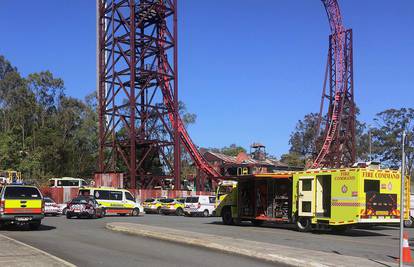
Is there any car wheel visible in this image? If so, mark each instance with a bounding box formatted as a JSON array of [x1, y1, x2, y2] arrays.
[[175, 208, 183, 216], [62, 208, 67, 215], [132, 208, 140, 216], [203, 210, 209, 217], [221, 207, 234, 225], [29, 221, 41, 230], [296, 217, 312, 232], [404, 218, 413, 228], [66, 213, 72, 219], [156, 207, 161, 214]]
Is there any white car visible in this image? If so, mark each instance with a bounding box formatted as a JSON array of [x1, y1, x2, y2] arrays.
[[184, 195, 216, 217], [44, 197, 61, 216]]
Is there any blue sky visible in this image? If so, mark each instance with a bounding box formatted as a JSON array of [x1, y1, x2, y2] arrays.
[[0, 1, 413, 157]]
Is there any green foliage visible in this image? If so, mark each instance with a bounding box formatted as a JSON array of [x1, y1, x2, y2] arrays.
[[371, 108, 414, 176], [0, 56, 98, 184], [285, 108, 413, 175], [288, 113, 319, 158], [220, 144, 246, 156], [204, 144, 247, 157], [280, 152, 305, 168], [0, 56, 16, 80], [285, 110, 370, 167]]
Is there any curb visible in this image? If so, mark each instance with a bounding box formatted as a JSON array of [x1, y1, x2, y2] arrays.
[[0, 234, 76, 267], [106, 223, 336, 267]]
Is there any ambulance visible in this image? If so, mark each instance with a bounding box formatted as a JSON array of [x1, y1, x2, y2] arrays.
[[216, 165, 410, 232], [78, 187, 142, 216]]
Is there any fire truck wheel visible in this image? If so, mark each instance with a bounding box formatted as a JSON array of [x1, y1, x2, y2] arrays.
[[222, 207, 234, 225], [296, 217, 312, 232], [251, 220, 264, 227]]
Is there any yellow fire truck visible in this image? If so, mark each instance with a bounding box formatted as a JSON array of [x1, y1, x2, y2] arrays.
[[216, 166, 410, 232]]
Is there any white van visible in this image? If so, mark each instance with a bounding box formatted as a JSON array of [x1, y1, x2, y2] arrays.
[[184, 195, 216, 217]]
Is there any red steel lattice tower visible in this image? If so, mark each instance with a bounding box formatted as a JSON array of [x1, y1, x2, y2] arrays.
[[98, 0, 181, 189], [313, 0, 356, 168], [98, 0, 219, 189]]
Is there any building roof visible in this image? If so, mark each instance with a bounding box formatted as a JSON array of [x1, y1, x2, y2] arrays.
[[204, 151, 288, 168]]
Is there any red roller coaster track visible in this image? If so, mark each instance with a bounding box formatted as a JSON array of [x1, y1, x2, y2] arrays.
[[312, 0, 356, 168]]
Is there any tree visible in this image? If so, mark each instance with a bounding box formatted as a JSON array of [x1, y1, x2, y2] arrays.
[[0, 55, 100, 183], [283, 110, 368, 167], [0, 55, 16, 80], [288, 113, 319, 159], [280, 152, 305, 168], [220, 144, 246, 157], [371, 108, 414, 176]]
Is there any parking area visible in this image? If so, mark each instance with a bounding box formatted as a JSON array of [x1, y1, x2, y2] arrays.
[[1, 213, 413, 266]]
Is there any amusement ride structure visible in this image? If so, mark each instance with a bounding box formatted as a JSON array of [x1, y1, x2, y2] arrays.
[[97, 0, 356, 189]]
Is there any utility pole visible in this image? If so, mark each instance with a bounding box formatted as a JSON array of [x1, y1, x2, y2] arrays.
[[400, 129, 406, 267], [368, 125, 372, 161]]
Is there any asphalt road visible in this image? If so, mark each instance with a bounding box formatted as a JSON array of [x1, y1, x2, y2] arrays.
[[1, 213, 413, 266], [134, 214, 413, 265], [0, 215, 281, 267]]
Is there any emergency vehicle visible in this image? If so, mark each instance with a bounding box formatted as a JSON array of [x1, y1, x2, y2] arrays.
[[213, 180, 237, 216], [0, 184, 44, 229], [216, 166, 410, 232], [143, 198, 166, 214], [160, 198, 185, 216], [78, 187, 142, 216], [184, 195, 216, 217]]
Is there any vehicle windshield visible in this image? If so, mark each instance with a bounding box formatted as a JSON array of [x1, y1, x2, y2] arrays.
[[160, 198, 174, 203], [4, 187, 41, 199], [44, 198, 55, 203], [185, 197, 199, 203], [71, 197, 94, 204], [79, 189, 91, 197], [218, 185, 233, 195], [144, 198, 155, 203]]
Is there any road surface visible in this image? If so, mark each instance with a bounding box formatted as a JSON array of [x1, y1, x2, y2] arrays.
[[0, 215, 282, 267], [1, 214, 412, 266]]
